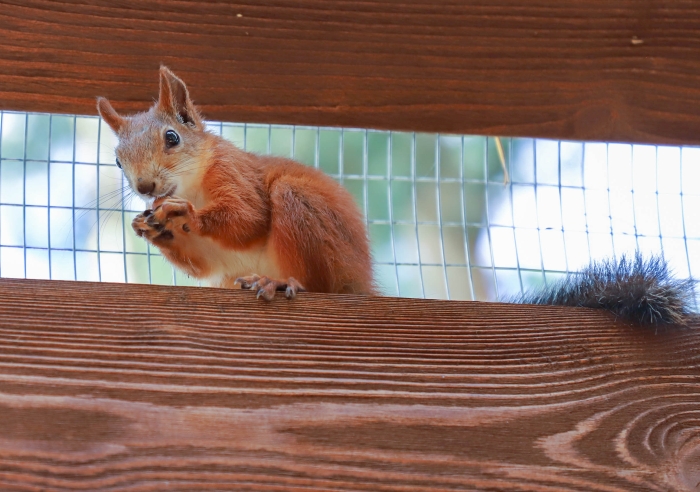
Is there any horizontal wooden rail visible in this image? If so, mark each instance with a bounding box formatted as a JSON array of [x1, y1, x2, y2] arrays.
[[0, 278, 697, 490], [3, 1, 700, 144]]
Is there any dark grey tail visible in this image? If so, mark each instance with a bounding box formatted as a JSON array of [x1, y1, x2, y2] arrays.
[[512, 253, 696, 326]]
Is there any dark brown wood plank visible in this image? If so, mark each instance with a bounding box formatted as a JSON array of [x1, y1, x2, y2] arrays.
[[0, 277, 697, 490], [2, 1, 700, 143]]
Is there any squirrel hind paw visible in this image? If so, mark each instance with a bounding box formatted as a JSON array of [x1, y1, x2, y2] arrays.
[[235, 275, 305, 301]]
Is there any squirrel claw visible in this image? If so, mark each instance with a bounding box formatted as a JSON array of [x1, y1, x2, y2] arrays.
[[234, 275, 260, 290], [256, 285, 276, 301]]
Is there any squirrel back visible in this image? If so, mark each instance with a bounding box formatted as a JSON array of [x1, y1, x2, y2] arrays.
[[512, 253, 696, 326]]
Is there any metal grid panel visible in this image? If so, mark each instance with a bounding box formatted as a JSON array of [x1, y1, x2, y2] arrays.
[[1, 110, 699, 304]]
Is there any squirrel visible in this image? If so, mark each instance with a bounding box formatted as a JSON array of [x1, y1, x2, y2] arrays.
[[97, 66, 374, 300], [97, 67, 696, 325], [512, 253, 696, 327]]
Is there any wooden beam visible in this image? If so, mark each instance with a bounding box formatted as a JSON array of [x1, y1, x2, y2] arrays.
[[0, 277, 697, 490], [2, 1, 700, 144]]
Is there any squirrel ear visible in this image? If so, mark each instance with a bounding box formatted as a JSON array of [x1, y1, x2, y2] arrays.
[[96, 97, 126, 133], [157, 66, 203, 129]]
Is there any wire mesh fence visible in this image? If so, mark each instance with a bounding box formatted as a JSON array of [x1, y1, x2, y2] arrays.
[[1, 110, 699, 303]]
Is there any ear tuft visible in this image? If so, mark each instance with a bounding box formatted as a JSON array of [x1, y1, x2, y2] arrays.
[[96, 97, 126, 133], [157, 66, 203, 129]]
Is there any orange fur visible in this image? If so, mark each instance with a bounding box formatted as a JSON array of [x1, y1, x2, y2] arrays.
[[263, 157, 374, 294], [97, 66, 374, 297]]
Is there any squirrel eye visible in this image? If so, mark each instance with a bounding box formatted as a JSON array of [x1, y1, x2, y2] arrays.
[[165, 130, 180, 148], [116, 158, 122, 169]]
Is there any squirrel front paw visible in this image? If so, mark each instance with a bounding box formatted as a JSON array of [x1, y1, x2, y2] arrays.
[[132, 197, 198, 243]]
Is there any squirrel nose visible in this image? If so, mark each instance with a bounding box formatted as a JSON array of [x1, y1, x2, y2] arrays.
[[137, 181, 156, 195]]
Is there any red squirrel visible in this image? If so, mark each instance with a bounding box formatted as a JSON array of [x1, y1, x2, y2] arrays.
[[96, 67, 695, 324], [97, 66, 374, 300]]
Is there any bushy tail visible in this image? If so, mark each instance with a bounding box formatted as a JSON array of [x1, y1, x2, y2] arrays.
[[512, 253, 696, 326]]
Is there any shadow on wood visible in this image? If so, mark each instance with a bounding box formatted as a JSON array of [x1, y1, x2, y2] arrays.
[[0, 278, 697, 490]]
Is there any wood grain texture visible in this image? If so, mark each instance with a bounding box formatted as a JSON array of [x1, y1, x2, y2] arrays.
[[0, 278, 697, 490], [3, 1, 700, 143]]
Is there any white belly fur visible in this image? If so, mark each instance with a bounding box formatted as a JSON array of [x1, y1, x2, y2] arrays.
[[188, 235, 283, 288]]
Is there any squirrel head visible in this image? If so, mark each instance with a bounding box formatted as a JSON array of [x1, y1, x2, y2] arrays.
[[97, 66, 207, 202]]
